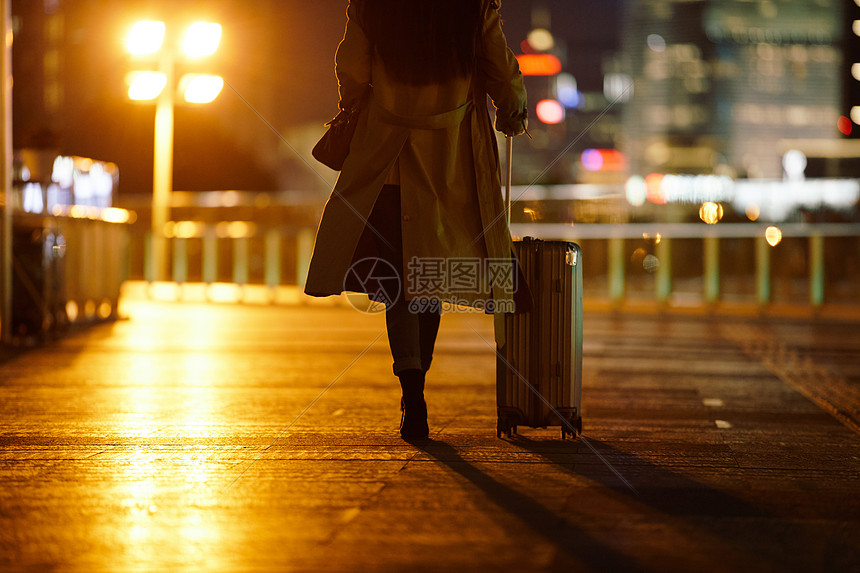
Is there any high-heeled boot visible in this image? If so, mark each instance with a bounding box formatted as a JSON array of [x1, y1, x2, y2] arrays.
[[398, 369, 429, 439]]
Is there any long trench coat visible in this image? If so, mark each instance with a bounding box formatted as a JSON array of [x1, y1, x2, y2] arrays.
[[304, 0, 529, 343]]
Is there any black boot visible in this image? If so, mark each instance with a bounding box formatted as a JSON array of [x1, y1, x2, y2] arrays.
[[398, 369, 429, 439]]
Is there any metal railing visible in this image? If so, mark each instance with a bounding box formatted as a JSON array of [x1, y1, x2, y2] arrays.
[[131, 219, 860, 310], [10, 212, 130, 343], [510, 222, 860, 308]]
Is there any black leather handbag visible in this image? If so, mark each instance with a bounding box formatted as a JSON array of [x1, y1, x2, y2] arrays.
[[312, 105, 361, 171]]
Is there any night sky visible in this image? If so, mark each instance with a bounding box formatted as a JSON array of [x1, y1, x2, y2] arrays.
[[11, 0, 624, 196]]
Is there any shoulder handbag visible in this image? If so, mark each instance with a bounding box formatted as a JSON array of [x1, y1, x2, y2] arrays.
[[312, 103, 362, 171]]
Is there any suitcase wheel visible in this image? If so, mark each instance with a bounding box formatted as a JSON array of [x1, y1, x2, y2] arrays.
[[497, 419, 516, 439], [561, 418, 583, 440]]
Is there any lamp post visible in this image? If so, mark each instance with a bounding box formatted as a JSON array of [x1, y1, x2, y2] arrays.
[[0, 0, 11, 344], [126, 20, 223, 282]]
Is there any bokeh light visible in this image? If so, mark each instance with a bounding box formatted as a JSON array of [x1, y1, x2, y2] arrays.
[[782, 149, 807, 179], [647, 34, 666, 52], [625, 175, 647, 207], [66, 301, 79, 323], [645, 173, 666, 204], [526, 28, 555, 52], [556, 73, 580, 108], [643, 254, 660, 273], [536, 99, 565, 124], [765, 226, 783, 247], [699, 202, 724, 224], [745, 204, 761, 221], [516, 54, 562, 76], [837, 115, 852, 136], [581, 149, 603, 172]]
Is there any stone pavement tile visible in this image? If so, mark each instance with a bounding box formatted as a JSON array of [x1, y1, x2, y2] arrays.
[[1, 302, 859, 572]]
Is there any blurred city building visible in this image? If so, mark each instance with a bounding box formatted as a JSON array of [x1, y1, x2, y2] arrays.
[[618, 0, 852, 179]]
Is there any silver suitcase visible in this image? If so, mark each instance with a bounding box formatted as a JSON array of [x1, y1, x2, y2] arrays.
[[496, 137, 583, 439], [496, 238, 583, 438]]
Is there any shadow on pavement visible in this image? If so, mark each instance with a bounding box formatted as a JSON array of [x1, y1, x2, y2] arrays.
[[512, 435, 768, 516], [508, 435, 856, 571], [412, 438, 639, 570]]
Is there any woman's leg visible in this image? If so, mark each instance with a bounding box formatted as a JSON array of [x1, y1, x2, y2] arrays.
[[368, 185, 441, 438], [384, 300, 441, 374]]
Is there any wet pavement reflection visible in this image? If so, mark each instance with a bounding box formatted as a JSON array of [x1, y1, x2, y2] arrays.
[[0, 299, 858, 571]]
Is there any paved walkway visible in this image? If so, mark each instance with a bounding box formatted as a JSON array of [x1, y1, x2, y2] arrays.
[[0, 297, 858, 572]]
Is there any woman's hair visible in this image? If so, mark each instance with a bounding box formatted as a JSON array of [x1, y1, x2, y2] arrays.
[[356, 0, 483, 86]]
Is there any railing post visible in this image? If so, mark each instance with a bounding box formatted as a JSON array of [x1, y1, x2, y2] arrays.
[[265, 228, 282, 290], [296, 228, 314, 290], [144, 230, 154, 283], [809, 234, 824, 307], [608, 236, 625, 305], [704, 235, 720, 305], [655, 237, 671, 304], [202, 225, 217, 285], [172, 237, 187, 285], [756, 236, 771, 306], [233, 236, 249, 286], [0, 0, 11, 344]]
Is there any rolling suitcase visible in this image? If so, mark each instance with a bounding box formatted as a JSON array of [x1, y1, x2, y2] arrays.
[[496, 137, 583, 439]]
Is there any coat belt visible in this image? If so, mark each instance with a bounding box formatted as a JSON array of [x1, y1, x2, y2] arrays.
[[371, 98, 472, 130]]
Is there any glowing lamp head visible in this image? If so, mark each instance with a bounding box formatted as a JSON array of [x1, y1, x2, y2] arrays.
[[127, 21, 165, 55], [183, 22, 222, 58], [127, 71, 167, 100], [181, 74, 224, 104]]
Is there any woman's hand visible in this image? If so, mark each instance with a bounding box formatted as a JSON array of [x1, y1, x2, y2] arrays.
[[496, 108, 528, 137]]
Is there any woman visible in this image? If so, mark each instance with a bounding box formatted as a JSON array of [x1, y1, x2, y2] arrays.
[[305, 0, 528, 439]]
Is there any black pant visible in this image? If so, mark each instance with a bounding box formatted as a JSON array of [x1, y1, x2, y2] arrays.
[[368, 185, 441, 375]]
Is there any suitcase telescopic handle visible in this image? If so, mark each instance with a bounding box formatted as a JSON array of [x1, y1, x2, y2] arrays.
[[505, 135, 513, 229]]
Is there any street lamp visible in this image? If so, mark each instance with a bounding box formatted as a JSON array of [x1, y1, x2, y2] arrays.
[[126, 20, 223, 282]]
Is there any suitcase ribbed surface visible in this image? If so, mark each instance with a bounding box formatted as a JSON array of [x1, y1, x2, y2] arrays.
[[496, 237, 583, 438]]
